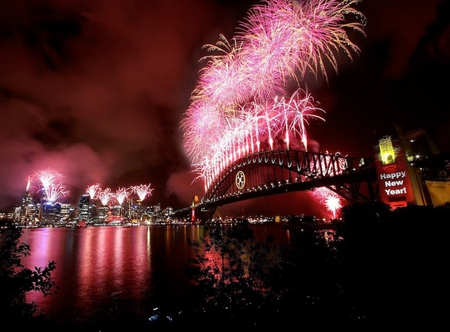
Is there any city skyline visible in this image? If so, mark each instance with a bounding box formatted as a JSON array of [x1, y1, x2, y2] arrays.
[[0, 0, 449, 217]]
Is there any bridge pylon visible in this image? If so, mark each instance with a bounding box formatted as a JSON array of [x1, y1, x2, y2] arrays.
[[189, 195, 216, 224]]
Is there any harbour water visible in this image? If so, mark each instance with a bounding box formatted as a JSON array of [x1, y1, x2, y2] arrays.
[[20, 223, 291, 325]]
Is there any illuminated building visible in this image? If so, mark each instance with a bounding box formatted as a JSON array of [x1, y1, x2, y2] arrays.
[[374, 124, 449, 209], [97, 206, 109, 223], [77, 194, 90, 221], [41, 201, 59, 224], [13, 191, 34, 223], [59, 202, 71, 221]]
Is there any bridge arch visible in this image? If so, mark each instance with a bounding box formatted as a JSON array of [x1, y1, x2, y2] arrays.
[[174, 150, 379, 221]]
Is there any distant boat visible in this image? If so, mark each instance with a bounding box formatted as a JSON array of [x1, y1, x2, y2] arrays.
[[108, 220, 122, 226]]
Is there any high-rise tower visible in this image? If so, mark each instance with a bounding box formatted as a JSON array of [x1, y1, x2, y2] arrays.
[[77, 194, 90, 221]]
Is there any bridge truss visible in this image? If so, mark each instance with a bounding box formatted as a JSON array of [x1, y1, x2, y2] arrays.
[[175, 150, 379, 220]]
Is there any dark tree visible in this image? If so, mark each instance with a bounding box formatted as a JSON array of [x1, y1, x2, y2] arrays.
[[184, 220, 281, 328], [338, 201, 450, 329], [176, 202, 450, 330], [183, 220, 354, 329], [267, 227, 353, 328], [0, 225, 57, 331]]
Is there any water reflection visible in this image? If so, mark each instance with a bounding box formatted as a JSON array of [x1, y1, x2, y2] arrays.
[[20, 224, 293, 323]]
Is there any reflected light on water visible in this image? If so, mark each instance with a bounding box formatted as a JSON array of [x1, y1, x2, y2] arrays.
[[20, 224, 292, 323]]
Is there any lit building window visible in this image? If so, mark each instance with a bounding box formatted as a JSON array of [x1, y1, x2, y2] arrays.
[[379, 135, 395, 165]]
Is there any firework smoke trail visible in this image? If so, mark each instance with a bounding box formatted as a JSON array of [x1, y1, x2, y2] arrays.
[[132, 184, 154, 201], [86, 183, 100, 199], [181, 0, 365, 188]]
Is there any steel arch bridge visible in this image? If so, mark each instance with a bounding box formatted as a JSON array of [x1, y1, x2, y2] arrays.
[[174, 150, 379, 221]]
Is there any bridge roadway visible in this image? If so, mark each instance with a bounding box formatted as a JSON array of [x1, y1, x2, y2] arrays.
[[174, 149, 379, 221]]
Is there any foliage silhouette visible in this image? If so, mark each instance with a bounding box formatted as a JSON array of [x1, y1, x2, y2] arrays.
[[184, 220, 281, 328], [4, 201, 448, 331], [181, 202, 450, 329], [0, 225, 58, 331], [183, 219, 362, 328], [337, 201, 450, 329]]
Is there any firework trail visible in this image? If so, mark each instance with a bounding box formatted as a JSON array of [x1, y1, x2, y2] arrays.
[[131, 184, 154, 201], [181, 0, 365, 189], [25, 176, 32, 192], [86, 183, 100, 199]]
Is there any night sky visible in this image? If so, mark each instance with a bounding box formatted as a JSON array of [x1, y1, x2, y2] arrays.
[[1, 0, 449, 217]]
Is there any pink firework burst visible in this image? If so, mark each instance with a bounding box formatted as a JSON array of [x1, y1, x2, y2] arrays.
[[189, 90, 325, 190], [97, 188, 113, 206], [131, 184, 154, 201], [32, 168, 63, 190], [45, 183, 69, 203], [115, 187, 131, 205], [194, 34, 250, 107], [86, 183, 100, 199], [314, 187, 342, 219], [181, 0, 365, 189], [239, 0, 366, 84], [30, 168, 68, 202]]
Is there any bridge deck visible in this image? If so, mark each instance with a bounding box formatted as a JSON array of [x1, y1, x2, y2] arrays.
[[174, 150, 378, 219]]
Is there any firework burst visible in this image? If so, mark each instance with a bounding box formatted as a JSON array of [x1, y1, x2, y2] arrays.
[[131, 184, 154, 201], [115, 187, 131, 205], [97, 188, 114, 206], [29, 168, 69, 202], [313, 187, 342, 219], [181, 0, 365, 189], [86, 183, 100, 200], [45, 183, 69, 203], [32, 168, 63, 191]]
